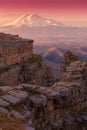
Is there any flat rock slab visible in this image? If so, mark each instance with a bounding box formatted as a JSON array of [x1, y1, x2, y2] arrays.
[[14, 85, 23, 90], [0, 90, 28, 105], [0, 86, 12, 95], [8, 90, 28, 100], [0, 98, 9, 107], [22, 84, 40, 90], [1, 94, 21, 105], [10, 110, 24, 119]]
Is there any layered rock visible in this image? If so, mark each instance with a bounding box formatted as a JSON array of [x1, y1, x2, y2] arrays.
[[0, 33, 33, 67], [18, 54, 55, 86], [22, 52, 87, 130], [0, 33, 54, 86], [0, 33, 87, 130], [0, 33, 33, 86], [1, 76, 87, 130], [61, 51, 80, 73]]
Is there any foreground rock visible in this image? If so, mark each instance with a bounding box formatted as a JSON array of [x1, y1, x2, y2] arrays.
[[22, 53, 87, 130], [0, 33, 33, 68], [0, 33, 87, 130], [0, 33, 55, 86], [0, 86, 28, 106], [0, 33, 33, 86]]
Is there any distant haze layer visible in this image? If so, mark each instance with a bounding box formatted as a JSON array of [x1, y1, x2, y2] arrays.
[[0, 0, 87, 26]]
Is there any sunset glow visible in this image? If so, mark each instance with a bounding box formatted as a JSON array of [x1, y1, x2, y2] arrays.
[[0, 0, 87, 26]]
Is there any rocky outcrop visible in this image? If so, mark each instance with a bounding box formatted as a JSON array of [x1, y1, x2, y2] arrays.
[[0, 53, 86, 130], [18, 54, 55, 86], [61, 60, 87, 82], [0, 33, 54, 86], [22, 53, 87, 130], [0, 33, 87, 130], [0, 33, 33, 86], [23, 66, 87, 129], [0, 33, 33, 67], [61, 51, 80, 73]]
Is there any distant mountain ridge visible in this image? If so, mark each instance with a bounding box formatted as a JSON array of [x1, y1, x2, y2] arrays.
[[1, 14, 87, 63], [1, 14, 87, 44], [43, 47, 64, 64]]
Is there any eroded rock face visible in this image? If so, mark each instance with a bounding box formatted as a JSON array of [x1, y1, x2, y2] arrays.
[[0, 33, 33, 85], [61, 51, 80, 73], [18, 54, 55, 87], [1, 34, 87, 130], [0, 33, 33, 67], [0, 33, 54, 86], [22, 52, 87, 130], [0, 79, 87, 129], [23, 81, 87, 130], [0, 64, 21, 85], [61, 60, 87, 82]]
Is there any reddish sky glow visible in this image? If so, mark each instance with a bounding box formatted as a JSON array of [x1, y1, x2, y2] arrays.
[[0, 0, 87, 26]]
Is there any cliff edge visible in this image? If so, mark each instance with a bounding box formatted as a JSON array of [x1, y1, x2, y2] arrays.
[[0, 33, 54, 86], [0, 51, 87, 130], [0, 33, 87, 130]]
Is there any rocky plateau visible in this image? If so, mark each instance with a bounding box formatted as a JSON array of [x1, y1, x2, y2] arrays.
[[0, 33, 87, 130]]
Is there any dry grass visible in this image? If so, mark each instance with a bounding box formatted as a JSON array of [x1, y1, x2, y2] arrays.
[[6, 103, 25, 113]]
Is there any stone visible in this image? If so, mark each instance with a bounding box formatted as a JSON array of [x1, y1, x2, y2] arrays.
[[27, 120, 33, 126], [8, 90, 28, 100], [23, 52, 87, 130], [0, 98, 9, 106], [1, 94, 21, 105], [19, 54, 55, 87], [0, 33, 33, 68], [0, 33, 33, 86], [0, 86, 12, 95], [0, 35, 87, 130], [14, 85, 23, 90], [10, 110, 24, 119], [0, 33, 54, 86], [29, 95, 47, 107], [0, 65, 21, 86], [22, 109, 30, 118], [0, 107, 10, 116], [22, 84, 40, 91], [61, 51, 80, 73]]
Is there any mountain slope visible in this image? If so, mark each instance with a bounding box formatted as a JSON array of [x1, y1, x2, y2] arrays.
[[43, 47, 64, 64]]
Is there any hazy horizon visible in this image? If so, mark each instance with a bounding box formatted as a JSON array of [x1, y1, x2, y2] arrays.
[[0, 0, 87, 27]]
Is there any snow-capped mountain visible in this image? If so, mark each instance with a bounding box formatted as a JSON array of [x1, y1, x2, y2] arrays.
[[3, 14, 64, 27]]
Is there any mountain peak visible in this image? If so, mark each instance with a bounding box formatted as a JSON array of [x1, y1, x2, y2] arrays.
[[49, 47, 58, 52], [22, 14, 40, 19], [30, 14, 40, 18]]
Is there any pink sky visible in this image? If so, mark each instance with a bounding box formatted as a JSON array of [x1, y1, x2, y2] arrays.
[[0, 0, 87, 26]]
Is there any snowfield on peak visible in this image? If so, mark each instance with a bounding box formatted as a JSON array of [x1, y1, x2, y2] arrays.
[[2, 14, 64, 27]]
